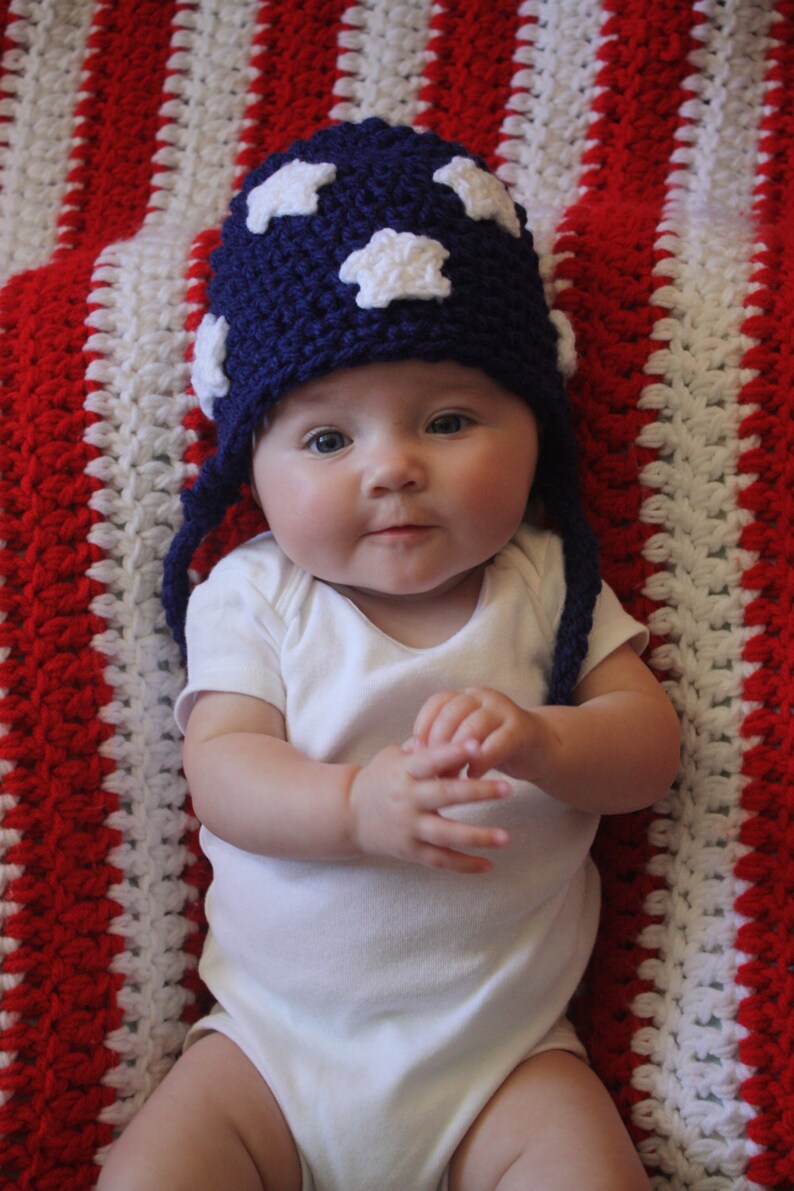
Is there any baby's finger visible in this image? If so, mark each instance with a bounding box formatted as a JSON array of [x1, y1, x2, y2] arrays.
[[449, 715, 520, 776], [446, 707, 503, 751], [417, 814, 510, 854], [412, 843, 497, 875], [413, 775, 512, 812], [402, 739, 479, 781], [412, 691, 463, 745], [423, 693, 483, 749]]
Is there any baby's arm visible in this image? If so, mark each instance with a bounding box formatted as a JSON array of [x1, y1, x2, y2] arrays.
[[412, 643, 680, 814], [183, 692, 512, 873]]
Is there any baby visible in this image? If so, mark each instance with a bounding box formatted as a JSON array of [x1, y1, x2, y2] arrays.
[[100, 119, 679, 1191]]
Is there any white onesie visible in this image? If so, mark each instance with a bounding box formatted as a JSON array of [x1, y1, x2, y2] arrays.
[[175, 524, 648, 1191]]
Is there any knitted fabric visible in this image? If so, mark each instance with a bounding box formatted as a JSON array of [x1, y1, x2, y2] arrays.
[[162, 118, 600, 706], [1, 4, 793, 1189]]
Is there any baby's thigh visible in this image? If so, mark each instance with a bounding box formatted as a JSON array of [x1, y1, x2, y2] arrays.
[[97, 1031, 302, 1191], [448, 1049, 650, 1191]]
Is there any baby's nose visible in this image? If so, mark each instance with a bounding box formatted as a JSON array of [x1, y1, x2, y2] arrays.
[[362, 438, 426, 494]]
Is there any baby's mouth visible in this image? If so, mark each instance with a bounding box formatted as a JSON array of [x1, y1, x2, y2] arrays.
[[368, 524, 433, 538]]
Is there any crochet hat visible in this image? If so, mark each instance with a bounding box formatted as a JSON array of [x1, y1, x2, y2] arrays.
[[163, 118, 600, 704]]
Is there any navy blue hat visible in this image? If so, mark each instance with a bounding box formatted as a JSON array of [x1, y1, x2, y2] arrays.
[[163, 118, 600, 704]]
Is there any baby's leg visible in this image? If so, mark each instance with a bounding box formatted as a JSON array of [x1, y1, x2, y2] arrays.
[[97, 1032, 302, 1191], [448, 1049, 650, 1191]]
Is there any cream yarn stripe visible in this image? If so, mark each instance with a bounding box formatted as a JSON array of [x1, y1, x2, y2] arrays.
[[630, 4, 776, 1186], [147, 0, 260, 224], [331, 0, 436, 126], [496, 0, 605, 359], [86, 229, 198, 1139], [497, 0, 605, 256], [0, 0, 95, 281], [83, 1, 260, 1142]]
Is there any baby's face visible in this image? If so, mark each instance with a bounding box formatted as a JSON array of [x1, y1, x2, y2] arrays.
[[251, 359, 539, 602]]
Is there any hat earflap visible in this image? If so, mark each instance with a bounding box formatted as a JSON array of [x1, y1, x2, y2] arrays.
[[163, 444, 248, 656]]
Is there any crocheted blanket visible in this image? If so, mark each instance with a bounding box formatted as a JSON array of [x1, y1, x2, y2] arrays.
[[1, 3, 791, 1187]]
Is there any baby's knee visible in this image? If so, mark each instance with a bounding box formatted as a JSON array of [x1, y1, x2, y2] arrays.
[[95, 1149, 146, 1191]]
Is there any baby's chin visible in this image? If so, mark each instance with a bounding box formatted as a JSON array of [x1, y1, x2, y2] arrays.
[[325, 564, 488, 604]]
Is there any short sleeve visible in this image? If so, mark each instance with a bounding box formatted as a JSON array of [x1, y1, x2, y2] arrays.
[[173, 541, 294, 734], [577, 581, 650, 684], [508, 525, 649, 687]]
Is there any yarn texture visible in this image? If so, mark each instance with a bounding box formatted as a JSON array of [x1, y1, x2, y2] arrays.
[[0, 4, 792, 1188]]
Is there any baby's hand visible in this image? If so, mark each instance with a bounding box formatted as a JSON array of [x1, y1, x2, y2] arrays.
[[413, 687, 554, 781], [348, 741, 511, 874]]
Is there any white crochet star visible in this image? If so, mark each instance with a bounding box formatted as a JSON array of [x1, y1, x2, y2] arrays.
[[191, 312, 230, 418], [339, 228, 450, 309], [246, 160, 337, 234], [433, 157, 521, 238]]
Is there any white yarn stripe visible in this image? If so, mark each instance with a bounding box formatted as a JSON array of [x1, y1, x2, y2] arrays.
[[147, 0, 260, 224], [0, 0, 95, 281], [84, 228, 199, 1137], [84, 2, 261, 1140], [496, 0, 604, 341], [630, 4, 776, 1185], [497, 0, 605, 257], [330, 0, 436, 126]]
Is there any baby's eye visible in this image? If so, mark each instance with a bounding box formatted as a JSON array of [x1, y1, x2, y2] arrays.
[[305, 429, 350, 454], [427, 412, 471, 435]]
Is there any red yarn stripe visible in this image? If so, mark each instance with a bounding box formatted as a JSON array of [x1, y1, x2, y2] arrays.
[[0, 8, 176, 1185], [237, 0, 349, 175], [0, 261, 119, 1190], [735, 4, 794, 1184], [417, 0, 522, 168], [552, 0, 701, 1138], [57, 0, 177, 251]]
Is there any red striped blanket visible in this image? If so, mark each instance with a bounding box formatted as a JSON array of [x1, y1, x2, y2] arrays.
[[1, 3, 792, 1187]]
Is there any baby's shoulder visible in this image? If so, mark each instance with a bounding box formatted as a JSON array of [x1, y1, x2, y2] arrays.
[[498, 524, 563, 585], [491, 524, 566, 630], [193, 533, 310, 622]]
